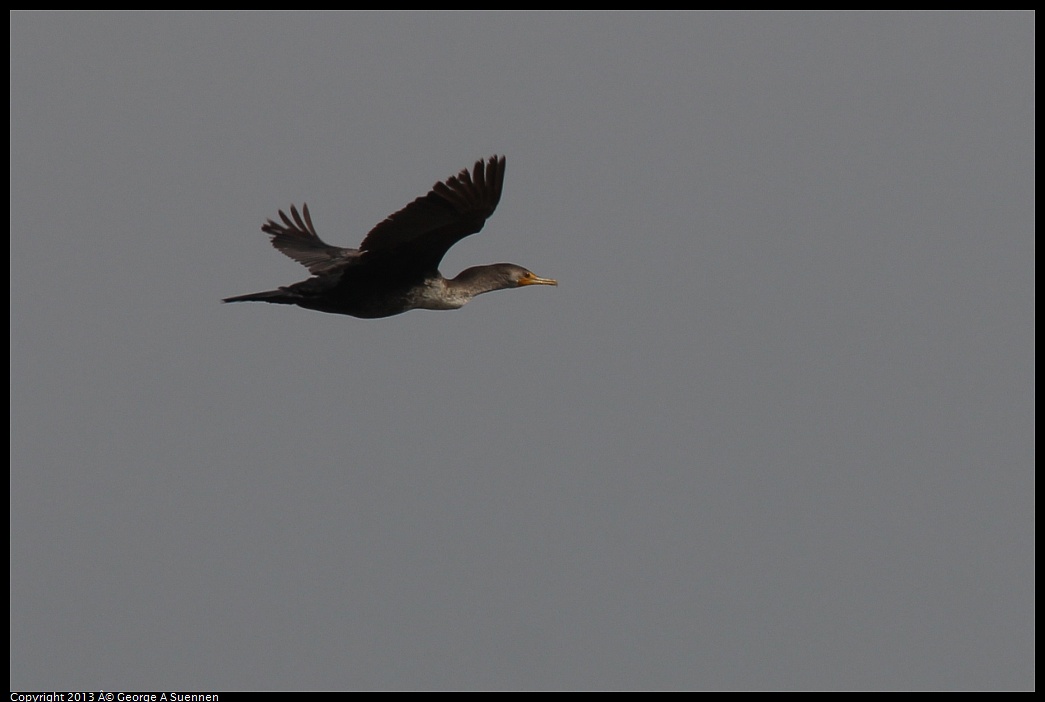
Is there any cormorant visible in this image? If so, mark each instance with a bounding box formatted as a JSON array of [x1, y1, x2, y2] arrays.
[[223, 156, 556, 318]]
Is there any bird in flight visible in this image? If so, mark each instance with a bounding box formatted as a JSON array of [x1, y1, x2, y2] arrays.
[[224, 156, 557, 318]]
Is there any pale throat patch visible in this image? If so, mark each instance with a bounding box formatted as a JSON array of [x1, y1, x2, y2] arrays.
[[414, 277, 470, 310]]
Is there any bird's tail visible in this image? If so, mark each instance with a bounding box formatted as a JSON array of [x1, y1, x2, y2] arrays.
[[222, 288, 297, 305]]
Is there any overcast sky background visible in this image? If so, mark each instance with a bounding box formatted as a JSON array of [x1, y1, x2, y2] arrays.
[[10, 12, 1034, 691]]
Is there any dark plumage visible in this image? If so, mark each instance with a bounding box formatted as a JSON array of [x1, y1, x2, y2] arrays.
[[224, 156, 556, 318]]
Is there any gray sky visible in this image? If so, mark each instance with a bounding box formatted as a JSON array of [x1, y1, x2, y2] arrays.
[[10, 11, 1034, 691]]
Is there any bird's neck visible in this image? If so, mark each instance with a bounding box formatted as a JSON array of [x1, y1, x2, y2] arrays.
[[409, 275, 471, 310], [411, 266, 512, 311], [449, 266, 511, 297]]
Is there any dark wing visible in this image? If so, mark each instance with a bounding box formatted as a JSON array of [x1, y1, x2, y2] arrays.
[[359, 155, 506, 272], [261, 203, 360, 275]]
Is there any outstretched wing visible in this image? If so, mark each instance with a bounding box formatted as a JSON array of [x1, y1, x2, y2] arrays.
[[359, 155, 506, 272], [261, 203, 360, 275]]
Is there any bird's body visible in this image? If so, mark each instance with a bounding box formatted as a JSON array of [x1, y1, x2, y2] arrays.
[[224, 156, 556, 318]]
